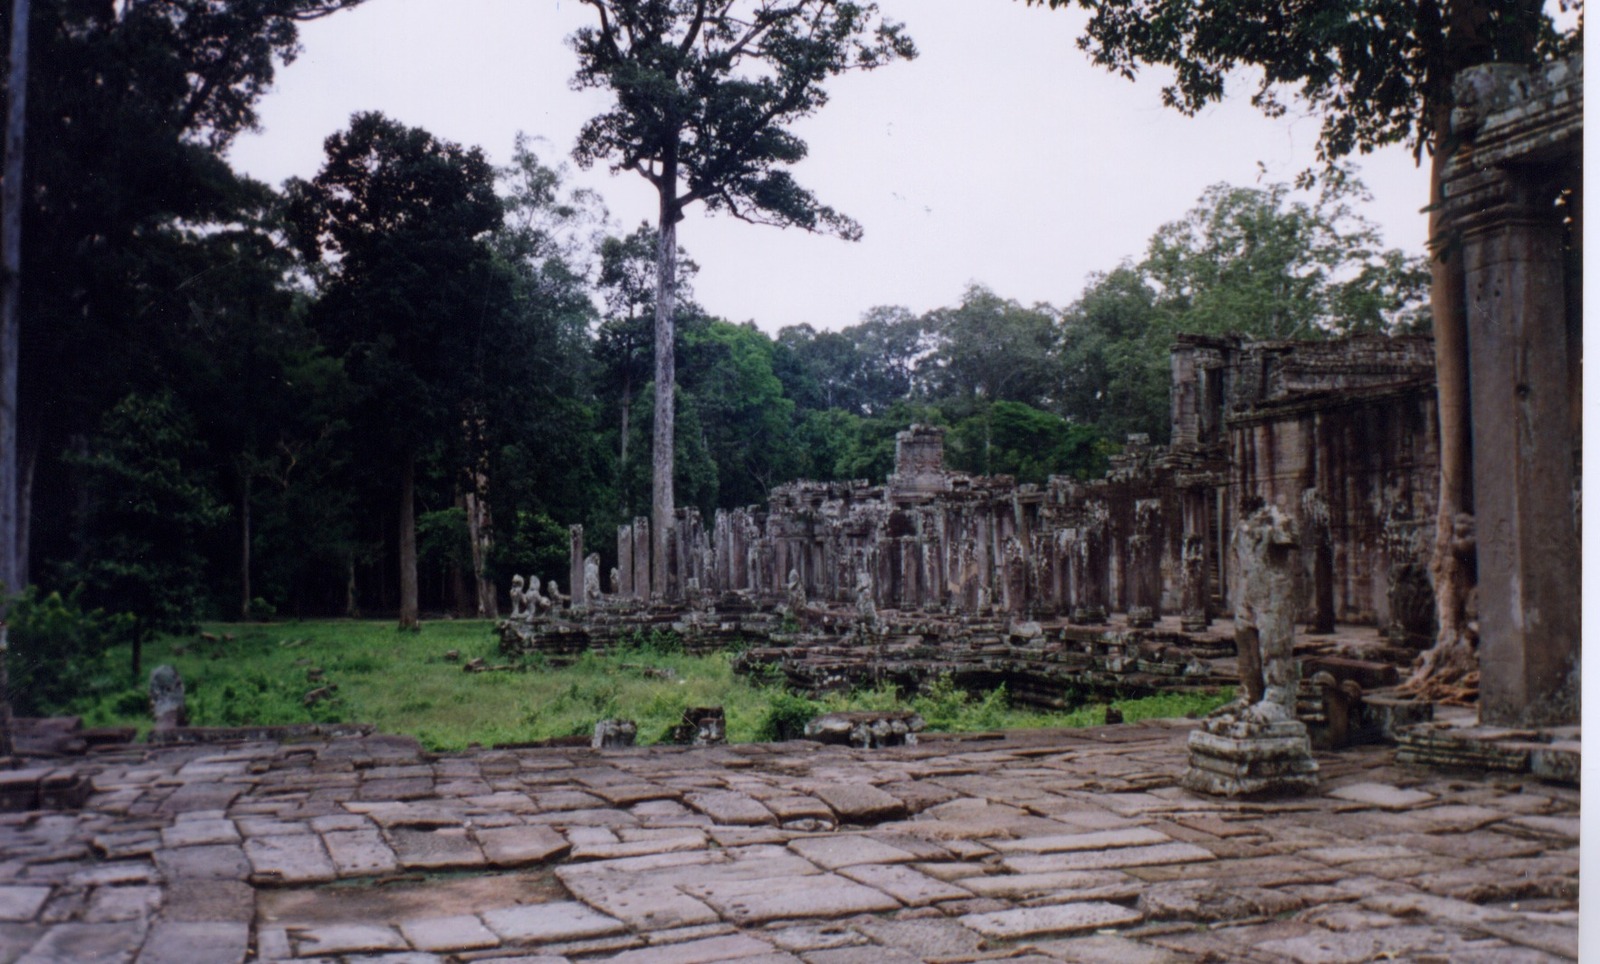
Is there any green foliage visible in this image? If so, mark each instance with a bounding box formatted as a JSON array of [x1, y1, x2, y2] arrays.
[[920, 285, 1062, 414], [63, 392, 229, 638], [1025, 0, 1571, 165], [570, 1, 917, 238], [948, 401, 1108, 484], [2, 587, 136, 717], [1058, 176, 1430, 442], [756, 689, 824, 742]]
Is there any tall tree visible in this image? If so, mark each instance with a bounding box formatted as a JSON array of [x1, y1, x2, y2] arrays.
[[4, 0, 369, 589], [287, 112, 503, 630], [569, 0, 915, 597], [1024, 0, 1575, 690], [918, 284, 1062, 416]]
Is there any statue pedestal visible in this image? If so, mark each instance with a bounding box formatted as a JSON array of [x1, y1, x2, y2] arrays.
[[1182, 716, 1319, 798]]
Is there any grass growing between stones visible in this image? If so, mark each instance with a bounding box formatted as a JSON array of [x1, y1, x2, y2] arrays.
[[72, 619, 1231, 751]]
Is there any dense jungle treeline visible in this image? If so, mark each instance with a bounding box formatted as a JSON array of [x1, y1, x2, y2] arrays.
[[2, 0, 1429, 647]]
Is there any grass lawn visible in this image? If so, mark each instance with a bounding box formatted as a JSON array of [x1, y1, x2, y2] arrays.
[[75, 619, 1230, 752]]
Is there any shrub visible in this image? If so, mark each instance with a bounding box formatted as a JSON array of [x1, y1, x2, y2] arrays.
[[3, 587, 137, 716], [757, 688, 823, 742]]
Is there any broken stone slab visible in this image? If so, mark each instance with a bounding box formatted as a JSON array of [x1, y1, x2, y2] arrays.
[[959, 900, 1144, 939], [397, 914, 502, 953], [682, 791, 776, 826], [680, 872, 902, 925], [808, 783, 908, 824], [481, 900, 627, 944], [1326, 782, 1436, 810], [473, 825, 571, 867], [135, 921, 250, 964]]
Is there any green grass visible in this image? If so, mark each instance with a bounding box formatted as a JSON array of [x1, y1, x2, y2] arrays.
[[75, 619, 1231, 752]]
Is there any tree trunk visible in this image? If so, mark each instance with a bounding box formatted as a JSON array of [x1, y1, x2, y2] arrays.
[[398, 454, 420, 630], [651, 178, 679, 599], [0, 0, 29, 602], [1405, 106, 1477, 700], [239, 471, 252, 620], [463, 487, 496, 618], [14, 433, 31, 588]]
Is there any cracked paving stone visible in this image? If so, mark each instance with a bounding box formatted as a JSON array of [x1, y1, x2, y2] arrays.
[[474, 825, 571, 867], [398, 914, 502, 952], [153, 844, 250, 881], [388, 827, 486, 870], [602, 932, 787, 963], [160, 879, 255, 924], [482, 900, 627, 943], [134, 921, 249, 964], [987, 826, 1171, 854], [16, 921, 147, 964], [1326, 783, 1437, 810], [321, 828, 400, 876], [292, 922, 408, 956], [0, 887, 51, 922], [683, 791, 776, 826], [83, 884, 161, 923], [680, 872, 900, 925], [836, 863, 972, 906], [245, 833, 337, 884], [788, 835, 918, 870], [1031, 934, 1190, 963], [956, 869, 1140, 902], [159, 820, 240, 849], [960, 900, 1144, 939], [808, 784, 907, 824], [1002, 842, 1215, 874]]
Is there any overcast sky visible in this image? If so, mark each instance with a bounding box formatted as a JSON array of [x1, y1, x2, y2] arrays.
[[226, 0, 1434, 334]]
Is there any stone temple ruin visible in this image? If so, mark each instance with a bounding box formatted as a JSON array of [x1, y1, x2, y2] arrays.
[[501, 332, 1450, 755], [502, 54, 1581, 788]]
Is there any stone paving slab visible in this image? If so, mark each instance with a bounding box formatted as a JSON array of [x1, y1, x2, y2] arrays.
[[0, 720, 1580, 962]]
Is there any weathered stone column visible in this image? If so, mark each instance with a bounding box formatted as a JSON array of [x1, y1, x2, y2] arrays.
[[631, 516, 651, 602], [568, 524, 585, 612], [616, 524, 634, 599], [1300, 488, 1335, 634], [1126, 499, 1162, 627], [1445, 60, 1582, 727]]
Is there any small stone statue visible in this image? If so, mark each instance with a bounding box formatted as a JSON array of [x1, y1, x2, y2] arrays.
[[1232, 501, 1301, 721], [547, 579, 567, 610], [784, 568, 807, 620], [509, 574, 527, 618], [584, 553, 602, 603], [1182, 501, 1318, 797], [609, 566, 621, 596], [149, 664, 187, 730], [854, 566, 878, 630]]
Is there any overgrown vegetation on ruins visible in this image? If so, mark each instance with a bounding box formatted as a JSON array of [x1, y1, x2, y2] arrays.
[[41, 620, 1230, 750]]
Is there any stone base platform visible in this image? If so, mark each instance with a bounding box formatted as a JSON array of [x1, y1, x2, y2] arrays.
[[1182, 717, 1320, 798], [1397, 708, 1581, 785]]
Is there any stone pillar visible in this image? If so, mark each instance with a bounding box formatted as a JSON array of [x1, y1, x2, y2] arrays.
[[1461, 194, 1580, 725], [631, 516, 651, 602], [1444, 60, 1582, 727], [568, 524, 585, 612], [1127, 499, 1162, 627], [1300, 488, 1335, 634], [616, 524, 634, 599], [1179, 489, 1210, 631]]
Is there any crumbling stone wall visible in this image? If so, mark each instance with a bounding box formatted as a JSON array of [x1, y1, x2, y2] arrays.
[[607, 335, 1440, 633]]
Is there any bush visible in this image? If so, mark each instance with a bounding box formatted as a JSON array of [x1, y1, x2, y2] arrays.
[[3, 587, 137, 716], [757, 688, 823, 742]]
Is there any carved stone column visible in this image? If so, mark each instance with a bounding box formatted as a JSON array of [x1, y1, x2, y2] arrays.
[[1444, 60, 1582, 727], [568, 524, 585, 612]]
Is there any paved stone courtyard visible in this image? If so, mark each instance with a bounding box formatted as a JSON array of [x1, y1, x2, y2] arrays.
[[0, 719, 1579, 963]]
